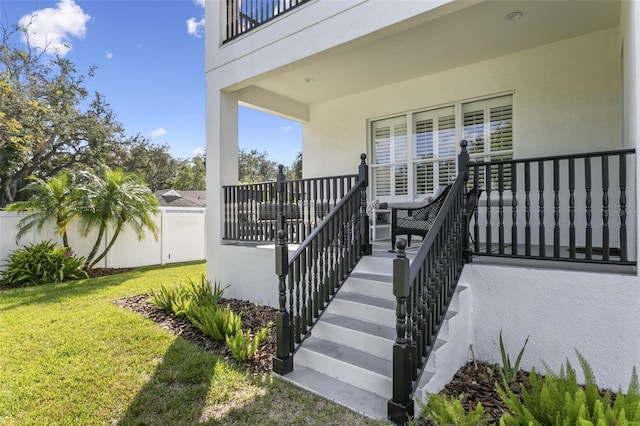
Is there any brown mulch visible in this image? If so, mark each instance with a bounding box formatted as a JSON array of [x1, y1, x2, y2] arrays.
[[114, 294, 277, 377], [88, 267, 134, 278]]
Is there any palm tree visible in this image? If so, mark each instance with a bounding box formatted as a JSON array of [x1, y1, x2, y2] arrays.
[[76, 165, 159, 269], [5, 172, 76, 248]]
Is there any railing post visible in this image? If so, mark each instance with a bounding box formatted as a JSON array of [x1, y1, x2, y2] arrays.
[[276, 165, 286, 240], [273, 230, 293, 374], [359, 153, 372, 255], [388, 239, 414, 425], [458, 140, 471, 263]]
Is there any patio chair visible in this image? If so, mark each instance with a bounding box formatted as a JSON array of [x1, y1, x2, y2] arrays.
[[389, 184, 452, 251]]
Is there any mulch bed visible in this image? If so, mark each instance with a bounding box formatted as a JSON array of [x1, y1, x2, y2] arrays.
[[114, 294, 277, 377]]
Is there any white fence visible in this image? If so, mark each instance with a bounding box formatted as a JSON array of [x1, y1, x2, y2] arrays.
[[0, 208, 206, 270]]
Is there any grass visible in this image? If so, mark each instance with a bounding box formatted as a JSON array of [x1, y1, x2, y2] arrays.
[[0, 261, 389, 425]]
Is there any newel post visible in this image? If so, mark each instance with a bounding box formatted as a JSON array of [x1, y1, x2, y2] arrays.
[[359, 153, 372, 255], [388, 239, 414, 425], [458, 140, 471, 263], [273, 229, 293, 374]]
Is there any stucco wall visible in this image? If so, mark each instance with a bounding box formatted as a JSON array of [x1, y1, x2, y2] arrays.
[[304, 27, 622, 178], [461, 263, 640, 391]]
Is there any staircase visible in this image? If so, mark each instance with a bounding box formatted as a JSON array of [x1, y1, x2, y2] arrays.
[[278, 251, 473, 420]]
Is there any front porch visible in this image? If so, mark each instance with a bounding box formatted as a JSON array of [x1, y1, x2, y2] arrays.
[[219, 145, 637, 424]]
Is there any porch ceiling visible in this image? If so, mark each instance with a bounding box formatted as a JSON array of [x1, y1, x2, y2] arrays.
[[246, 0, 619, 108]]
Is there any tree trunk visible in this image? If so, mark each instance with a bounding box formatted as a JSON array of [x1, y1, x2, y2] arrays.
[[89, 223, 123, 269], [84, 220, 107, 269]]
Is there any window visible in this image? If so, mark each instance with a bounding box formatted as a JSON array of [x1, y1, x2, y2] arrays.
[[370, 94, 513, 200]]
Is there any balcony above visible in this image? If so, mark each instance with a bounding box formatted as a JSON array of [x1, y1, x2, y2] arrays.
[[224, 0, 313, 43]]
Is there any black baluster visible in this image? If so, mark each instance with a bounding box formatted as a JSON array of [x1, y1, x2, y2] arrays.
[[602, 155, 610, 261], [619, 153, 628, 262], [498, 163, 504, 254], [511, 162, 518, 255], [569, 158, 576, 259], [585, 157, 592, 260], [525, 161, 531, 256], [294, 258, 301, 344], [538, 161, 545, 257], [553, 159, 560, 258], [473, 165, 480, 254], [485, 164, 492, 254]]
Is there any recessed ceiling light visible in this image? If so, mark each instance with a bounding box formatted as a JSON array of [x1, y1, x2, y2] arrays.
[[505, 11, 523, 21], [304, 78, 314, 83]]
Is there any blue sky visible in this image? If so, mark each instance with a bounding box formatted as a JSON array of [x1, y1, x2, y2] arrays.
[[0, 0, 301, 166]]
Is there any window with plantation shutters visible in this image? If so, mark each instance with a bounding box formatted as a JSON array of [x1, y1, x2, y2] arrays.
[[371, 116, 408, 197], [463, 95, 513, 190], [370, 93, 514, 200]]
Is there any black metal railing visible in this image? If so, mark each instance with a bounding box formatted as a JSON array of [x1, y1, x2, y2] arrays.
[[273, 154, 372, 374], [468, 148, 636, 265], [223, 171, 358, 244], [388, 143, 470, 424], [224, 0, 313, 42]]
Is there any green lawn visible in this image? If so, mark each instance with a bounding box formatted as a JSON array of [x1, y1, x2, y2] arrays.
[[0, 261, 388, 425]]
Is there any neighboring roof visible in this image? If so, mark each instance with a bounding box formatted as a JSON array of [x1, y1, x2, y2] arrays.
[[154, 189, 206, 207]]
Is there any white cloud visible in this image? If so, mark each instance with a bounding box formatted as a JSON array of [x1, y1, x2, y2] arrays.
[[191, 147, 205, 156], [150, 128, 167, 137], [194, 0, 205, 8], [282, 125, 292, 132], [106, 51, 113, 59], [186, 17, 205, 37], [18, 0, 91, 57]]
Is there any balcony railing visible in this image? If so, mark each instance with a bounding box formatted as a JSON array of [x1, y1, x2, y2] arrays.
[[223, 171, 358, 244], [467, 148, 636, 265], [225, 0, 312, 42]]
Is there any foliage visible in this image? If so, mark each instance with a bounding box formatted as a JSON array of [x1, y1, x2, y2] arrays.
[[498, 351, 640, 426], [119, 138, 180, 192], [173, 153, 206, 190], [4, 171, 77, 247], [422, 393, 490, 425], [74, 165, 159, 269], [238, 148, 280, 183], [0, 25, 136, 206], [184, 275, 228, 307], [287, 151, 302, 180], [187, 303, 243, 342], [496, 330, 529, 385], [0, 240, 87, 286], [226, 326, 271, 362], [148, 283, 193, 317]]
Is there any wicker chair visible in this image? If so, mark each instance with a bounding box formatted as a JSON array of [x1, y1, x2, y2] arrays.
[[390, 184, 452, 250]]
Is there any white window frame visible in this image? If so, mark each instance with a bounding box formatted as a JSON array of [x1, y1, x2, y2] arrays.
[[369, 93, 514, 201]]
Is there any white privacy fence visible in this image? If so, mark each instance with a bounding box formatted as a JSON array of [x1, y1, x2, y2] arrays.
[[0, 208, 206, 270]]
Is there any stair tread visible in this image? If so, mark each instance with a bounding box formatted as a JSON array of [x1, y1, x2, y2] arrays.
[[320, 312, 396, 340], [333, 291, 396, 310], [280, 366, 388, 419], [300, 337, 392, 378], [348, 272, 392, 283]]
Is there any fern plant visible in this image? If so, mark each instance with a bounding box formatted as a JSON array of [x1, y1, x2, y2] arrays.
[[225, 326, 270, 361], [498, 351, 640, 425], [422, 393, 489, 425], [496, 330, 529, 385], [186, 303, 242, 341]]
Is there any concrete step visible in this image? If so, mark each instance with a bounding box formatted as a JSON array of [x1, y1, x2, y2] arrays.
[[312, 312, 395, 360], [280, 365, 388, 419], [341, 273, 393, 299], [295, 336, 393, 399], [326, 291, 395, 325]]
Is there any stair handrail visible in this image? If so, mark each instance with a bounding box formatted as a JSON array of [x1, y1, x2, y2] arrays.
[[388, 141, 471, 424], [273, 154, 372, 375]]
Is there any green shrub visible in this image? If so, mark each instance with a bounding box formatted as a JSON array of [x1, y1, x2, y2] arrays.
[[498, 351, 640, 425], [148, 275, 225, 317], [186, 303, 242, 341], [1, 240, 88, 287], [148, 283, 192, 317], [495, 330, 529, 385], [422, 393, 489, 425], [225, 326, 270, 361]]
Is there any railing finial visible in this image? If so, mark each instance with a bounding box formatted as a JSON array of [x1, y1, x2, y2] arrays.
[[460, 139, 468, 152], [360, 153, 367, 164], [395, 238, 407, 259], [278, 164, 284, 173]]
